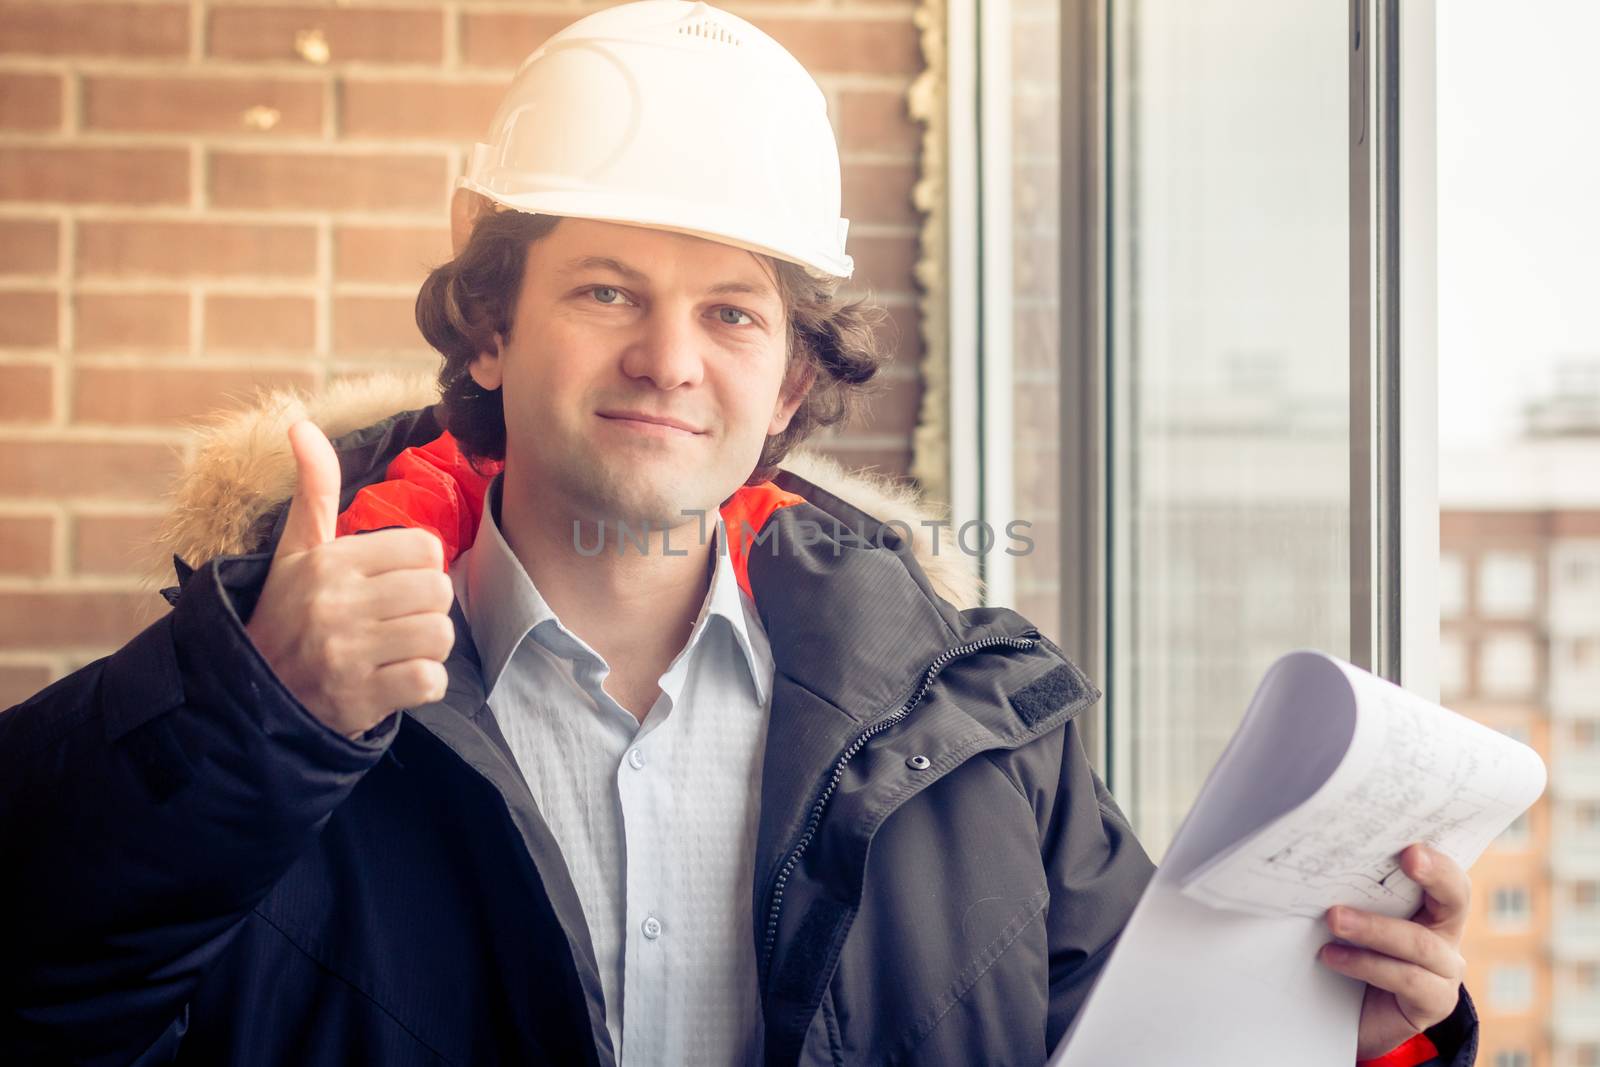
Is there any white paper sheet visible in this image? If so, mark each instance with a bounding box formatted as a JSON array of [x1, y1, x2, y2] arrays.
[[1048, 650, 1546, 1067]]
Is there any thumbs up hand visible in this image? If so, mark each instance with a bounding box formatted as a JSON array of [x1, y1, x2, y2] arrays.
[[245, 420, 456, 739]]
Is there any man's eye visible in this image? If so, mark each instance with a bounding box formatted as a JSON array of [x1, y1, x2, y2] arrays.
[[718, 307, 753, 326], [590, 286, 626, 305]]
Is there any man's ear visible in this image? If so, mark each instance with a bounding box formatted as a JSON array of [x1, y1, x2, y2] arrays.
[[468, 333, 506, 391], [768, 361, 817, 435]]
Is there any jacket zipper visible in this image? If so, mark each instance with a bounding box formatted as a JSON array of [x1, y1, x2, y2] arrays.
[[758, 630, 1041, 988]]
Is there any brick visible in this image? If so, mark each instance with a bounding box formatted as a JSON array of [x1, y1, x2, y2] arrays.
[[1012, 16, 1058, 86], [209, 151, 447, 213], [1010, 516, 1059, 584], [340, 78, 504, 141], [465, 13, 921, 75], [881, 303, 921, 367], [0, 147, 188, 206], [460, 13, 573, 68], [0, 364, 54, 420], [1014, 165, 1060, 236], [83, 75, 324, 136], [0, 591, 156, 650], [73, 366, 315, 426], [0, 291, 58, 348], [78, 220, 317, 279], [0, 515, 53, 576], [0, 663, 54, 709], [810, 443, 911, 481], [328, 352, 436, 381], [333, 295, 426, 353], [848, 235, 917, 298], [844, 371, 922, 437], [74, 513, 163, 575], [0, 219, 58, 275], [334, 225, 451, 284], [1014, 382, 1059, 443], [208, 5, 443, 64], [1014, 434, 1060, 508], [75, 292, 189, 352], [204, 294, 315, 351], [759, 19, 921, 76], [0, 72, 62, 131], [1012, 89, 1059, 165], [1014, 236, 1058, 299], [838, 89, 919, 155], [0, 3, 189, 59], [1013, 592, 1061, 637], [0, 439, 177, 498], [843, 162, 919, 227]]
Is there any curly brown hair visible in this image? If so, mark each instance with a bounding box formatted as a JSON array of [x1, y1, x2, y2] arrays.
[[415, 209, 891, 485]]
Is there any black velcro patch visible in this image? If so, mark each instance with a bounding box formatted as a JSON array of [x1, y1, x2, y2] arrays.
[[773, 898, 851, 1006], [1008, 665, 1086, 728]]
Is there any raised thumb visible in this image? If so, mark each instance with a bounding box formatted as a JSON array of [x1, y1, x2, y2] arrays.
[[275, 419, 342, 557]]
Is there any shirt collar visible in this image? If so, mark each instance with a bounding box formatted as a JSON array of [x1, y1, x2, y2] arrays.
[[455, 471, 770, 707]]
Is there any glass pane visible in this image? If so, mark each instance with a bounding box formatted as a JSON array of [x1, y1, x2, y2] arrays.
[[1008, 0, 1064, 630], [1107, 0, 1351, 857], [1438, 2, 1600, 1060]]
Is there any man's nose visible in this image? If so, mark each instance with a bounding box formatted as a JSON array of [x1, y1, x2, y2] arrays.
[[619, 308, 706, 391]]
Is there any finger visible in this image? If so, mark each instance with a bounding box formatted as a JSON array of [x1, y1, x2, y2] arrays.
[[324, 525, 446, 577], [357, 567, 457, 621], [1401, 844, 1471, 941], [1324, 906, 1464, 981], [364, 613, 456, 667], [1317, 943, 1457, 1026], [369, 658, 449, 713], [276, 420, 342, 558]]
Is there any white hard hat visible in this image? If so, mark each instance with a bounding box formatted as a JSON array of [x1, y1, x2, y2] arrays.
[[458, 0, 854, 280]]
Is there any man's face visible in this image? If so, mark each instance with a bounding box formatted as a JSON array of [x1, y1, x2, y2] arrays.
[[468, 217, 810, 536]]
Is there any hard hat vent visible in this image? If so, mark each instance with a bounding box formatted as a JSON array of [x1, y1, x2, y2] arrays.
[[677, 18, 743, 46]]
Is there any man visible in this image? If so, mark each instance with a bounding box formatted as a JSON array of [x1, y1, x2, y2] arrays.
[[0, 2, 1478, 1064]]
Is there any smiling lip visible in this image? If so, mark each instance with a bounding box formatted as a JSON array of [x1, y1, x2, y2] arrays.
[[595, 410, 706, 435]]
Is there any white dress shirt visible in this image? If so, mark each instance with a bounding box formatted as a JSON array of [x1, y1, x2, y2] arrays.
[[451, 473, 773, 1064]]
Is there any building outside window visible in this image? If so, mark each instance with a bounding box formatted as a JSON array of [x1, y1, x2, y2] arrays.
[[1440, 552, 1469, 618], [1489, 965, 1535, 1014], [1491, 886, 1533, 930], [1479, 635, 1539, 699], [1478, 552, 1540, 618]]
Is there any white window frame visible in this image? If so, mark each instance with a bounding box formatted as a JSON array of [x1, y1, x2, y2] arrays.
[[964, 0, 1436, 783]]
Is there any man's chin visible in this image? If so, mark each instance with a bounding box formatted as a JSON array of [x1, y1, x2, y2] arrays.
[[574, 483, 717, 539]]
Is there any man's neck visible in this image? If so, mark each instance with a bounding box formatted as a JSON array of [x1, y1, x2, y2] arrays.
[[496, 470, 717, 724]]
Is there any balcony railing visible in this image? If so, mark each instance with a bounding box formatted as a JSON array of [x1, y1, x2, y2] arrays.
[[1550, 672, 1600, 720], [1550, 910, 1600, 961], [1552, 752, 1600, 803], [1551, 988, 1600, 1046]]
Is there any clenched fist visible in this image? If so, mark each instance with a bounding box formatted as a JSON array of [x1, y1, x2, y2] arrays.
[[245, 420, 456, 739]]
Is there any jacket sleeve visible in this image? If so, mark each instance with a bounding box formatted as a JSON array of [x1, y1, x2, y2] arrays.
[[1037, 714, 1159, 1049], [1354, 986, 1479, 1067], [0, 551, 399, 1066]]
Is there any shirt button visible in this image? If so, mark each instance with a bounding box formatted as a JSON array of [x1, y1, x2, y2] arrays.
[[642, 914, 663, 940], [628, 747, 646, 770]]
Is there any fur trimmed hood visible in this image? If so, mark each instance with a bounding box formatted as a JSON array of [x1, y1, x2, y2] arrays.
[[149, 371, 983, 610]]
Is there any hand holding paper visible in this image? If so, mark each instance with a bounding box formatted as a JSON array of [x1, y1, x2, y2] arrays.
[[1320, 843, 1470, 1060], [1050, 651, 1544, 1067]]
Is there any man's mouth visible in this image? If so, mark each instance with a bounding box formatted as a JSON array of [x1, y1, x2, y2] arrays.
[[595, 410, 706, 436]]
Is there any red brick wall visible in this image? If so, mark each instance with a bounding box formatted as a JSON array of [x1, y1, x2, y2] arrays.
[[0, 0, 927, 704]]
